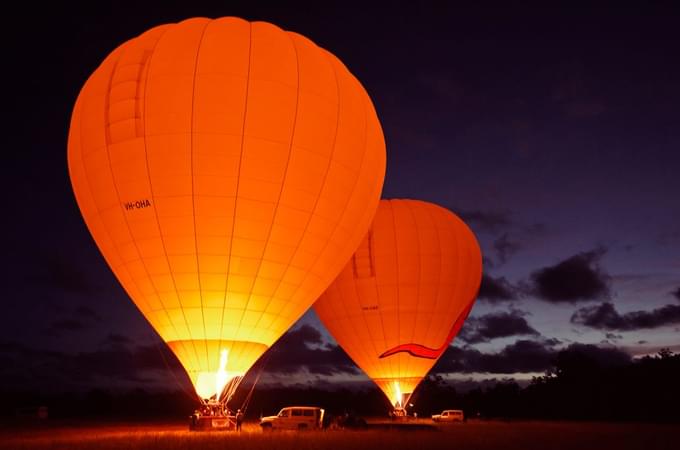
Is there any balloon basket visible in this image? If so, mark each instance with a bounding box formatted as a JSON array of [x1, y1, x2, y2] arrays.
[[189, 413, 236, 431], [189, 401, 237, 431], [389, 407, 414, 422]]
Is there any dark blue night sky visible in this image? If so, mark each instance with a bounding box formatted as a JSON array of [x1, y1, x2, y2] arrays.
[[2, 2, 679, 393]]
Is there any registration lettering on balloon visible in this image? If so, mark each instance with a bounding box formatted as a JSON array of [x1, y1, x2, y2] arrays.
[[123, 199, 152, 211]]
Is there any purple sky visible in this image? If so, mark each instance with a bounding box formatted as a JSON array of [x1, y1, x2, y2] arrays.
[[1, 2, 679, 393]]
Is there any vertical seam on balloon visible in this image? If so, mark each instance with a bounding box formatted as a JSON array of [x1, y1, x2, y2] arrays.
[[284, 53, 371, 334], [99, 33, 196, 397], [250, 40, 343, 339], [222, 22, 261, 374], [447, 214, 464, 346], [361, 204, 387, 386], [232, 27, 301, 359], [358, 110, 387, 380], [139, 25, 202, 380], [189, 19, 212, 375], [430, 210, 456, 350], [470, 224, 483, 307], [346, 252, 377, 376], [307, 49, 371, 375], [404, 206, 439, 398], [74, 54, 152, 322], [366, 222, 389, 379], [94, 39, 179, 334], [454, 220, 471, 344], [471, 230, 483, 303], [345, 211, 378, 376], [364, 106, 386, 390], [453, 219, 474, 347], [319, 58, 382, 378], [368, 229, 389, 379], [217, 20, 252, 368], [348, 83, 382, 382], [402, 201, 423, 385], [423, 204, 444, 355], [457, 227, 475, 343], [360, 122, 387, 380], [310, 48, 341, 325], [104, 37, 192, 358], [387, 199, 402, 396], [454, 216, 476, 328]]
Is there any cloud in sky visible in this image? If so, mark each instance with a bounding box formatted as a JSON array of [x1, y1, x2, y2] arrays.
[[435, 339, 558, 374], [554, 343, 632, 369], [43, 304, 104, 337], [528, 248, 611, 302], [102, 333, 133, 346], [456, 209, 513, 234], [45, 318, 87, 335], [458, 310, 539, 344], [0, 339, 184, 392], [434, 340, 630, 375], [263, 325, 358, 376], [74, 305, 102, 322], [571, 302, 680, 331], [477, 273, 520, 302], [493, 233, 522, 265], [40, 252, 99, 294]]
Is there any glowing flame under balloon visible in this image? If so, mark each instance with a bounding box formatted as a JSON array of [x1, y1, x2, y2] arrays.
[[393, 381, 403, 408], [194, 349, 241, 401], [215, 349, 230, 399]]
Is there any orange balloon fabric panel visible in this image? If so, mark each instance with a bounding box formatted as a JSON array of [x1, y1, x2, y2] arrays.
[[68, 17, 385, 398], [314, 199, 481, 405]]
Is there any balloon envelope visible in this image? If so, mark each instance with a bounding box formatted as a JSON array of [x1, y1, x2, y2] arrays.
[[68, 17, 385, 400], [314, 199, 481, 407]]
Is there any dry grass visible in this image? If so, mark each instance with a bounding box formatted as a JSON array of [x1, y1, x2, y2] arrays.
[[0, 420, 678, 450]]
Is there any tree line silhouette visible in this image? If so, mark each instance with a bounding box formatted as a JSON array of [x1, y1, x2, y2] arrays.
[[413, 348, 680, 422], [2, 348, 678, 423]]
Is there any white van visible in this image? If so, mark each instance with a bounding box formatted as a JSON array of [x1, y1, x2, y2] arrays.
[[260, 406, 325, 430], [432, 409, 464, 422]]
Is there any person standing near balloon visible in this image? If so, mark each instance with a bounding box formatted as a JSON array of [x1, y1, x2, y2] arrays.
[[235, 409, 244, 431]]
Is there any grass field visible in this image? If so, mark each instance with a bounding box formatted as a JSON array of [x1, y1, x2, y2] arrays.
[[1, 419, 678, 450]]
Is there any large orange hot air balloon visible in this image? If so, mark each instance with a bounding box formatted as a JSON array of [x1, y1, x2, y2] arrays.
[[314, 199, 481, 408], [68, 17, 385, 403]]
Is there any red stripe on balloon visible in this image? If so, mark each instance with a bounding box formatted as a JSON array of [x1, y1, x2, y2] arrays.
[[378, 301, 474, 360]]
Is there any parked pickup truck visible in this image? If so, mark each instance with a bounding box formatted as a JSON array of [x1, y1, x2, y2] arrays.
[[260, 406, 325, 430], [432, 409, 464, 422]]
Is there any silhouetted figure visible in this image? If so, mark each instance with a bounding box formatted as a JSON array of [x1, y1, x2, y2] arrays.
[[236, 409, 244, 431]]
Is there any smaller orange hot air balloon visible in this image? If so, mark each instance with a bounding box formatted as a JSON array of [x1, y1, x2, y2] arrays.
[[314, 199, 482, 409]]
